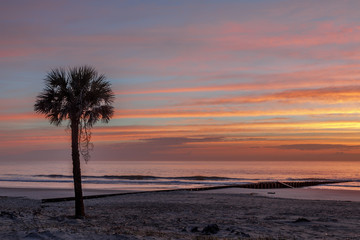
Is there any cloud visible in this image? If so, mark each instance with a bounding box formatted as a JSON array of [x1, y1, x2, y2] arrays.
[[183, 85, 360, 106], [114, 107, 360, 119], [115, 136, 223, 150], [275, 144, 360, 151], [93, 137, 223, 161], [0, 112, 42, 121], [2, 1, 360, 79], [117, 64, 360, 95]]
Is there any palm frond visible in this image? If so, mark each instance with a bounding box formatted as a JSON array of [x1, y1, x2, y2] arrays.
[[84, 105, 114, 127]]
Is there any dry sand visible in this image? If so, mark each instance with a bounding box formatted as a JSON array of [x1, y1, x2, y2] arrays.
[[1, 188, 360, 239]]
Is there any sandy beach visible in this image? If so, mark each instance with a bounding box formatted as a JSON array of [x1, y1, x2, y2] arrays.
[[1, 188, 360, 239]]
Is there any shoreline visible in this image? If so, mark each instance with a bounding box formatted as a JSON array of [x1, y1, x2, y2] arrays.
[[0, 187, 130, 200]]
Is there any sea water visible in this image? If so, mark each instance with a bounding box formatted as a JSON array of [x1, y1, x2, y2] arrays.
[[0, 160, 359, 191]]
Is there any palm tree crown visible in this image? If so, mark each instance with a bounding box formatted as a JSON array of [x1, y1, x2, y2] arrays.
[[34, 65, 114, 128]]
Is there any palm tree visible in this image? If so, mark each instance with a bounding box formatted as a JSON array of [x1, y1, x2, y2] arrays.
[[34, 66, 114, 217]]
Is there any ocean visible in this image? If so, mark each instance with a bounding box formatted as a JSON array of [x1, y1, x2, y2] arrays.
[[1, 160, 360, 191]]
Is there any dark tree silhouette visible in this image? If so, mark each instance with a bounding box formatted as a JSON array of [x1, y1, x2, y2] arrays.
[[34, 66, 114, 217]]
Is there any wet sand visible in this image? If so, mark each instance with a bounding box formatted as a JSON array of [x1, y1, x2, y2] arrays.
[[0, 187, 129, 200], [1, 187, 360, 239], [203, 187, 360, 202]]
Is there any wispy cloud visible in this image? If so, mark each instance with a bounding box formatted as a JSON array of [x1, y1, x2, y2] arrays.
[[114, 108, 360, 119], [117, 64, 360, 95], [276, 144, 360, 151], [183, 86, 360, 106]]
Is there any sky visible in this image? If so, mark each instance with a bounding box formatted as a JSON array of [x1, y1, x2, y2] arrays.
[[1, 0, 360, 162]]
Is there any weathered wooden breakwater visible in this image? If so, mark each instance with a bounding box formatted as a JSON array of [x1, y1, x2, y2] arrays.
[[238, 180, 344, 189], [42, 180, 347, 203]]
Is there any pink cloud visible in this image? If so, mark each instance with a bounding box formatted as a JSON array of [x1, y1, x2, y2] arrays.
[[0, 112, 42, 121], [117, 64, 360, 95], [180, 86, 360, 106], [113, 107, 360, 119]]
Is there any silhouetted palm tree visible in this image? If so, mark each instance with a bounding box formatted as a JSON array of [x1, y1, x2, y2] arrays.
[[34, 66, 114, 217]]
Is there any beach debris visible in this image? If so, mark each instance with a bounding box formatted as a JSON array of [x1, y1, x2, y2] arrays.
[[181, 226, 199, 232], [236, 231, 251, 238], [191, 226, 199, 233], [277, 181, 295, 188], [49, 215, 66, 222], [202, 224, 219, 234], [226, 227, 235, 233], [226, 228, 251, 238], [32, 209, 42, 216], [267, 192, 276, 194], [264, 215, 285, 221], [0, 211, 17, 219], [293, 217, 311, 223]]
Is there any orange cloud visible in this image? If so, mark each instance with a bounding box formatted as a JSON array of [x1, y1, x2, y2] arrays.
[[275, 144, 360, 151], [114, 107, 360, 119], [0, 112, 42, 121], [185, 86, 360, 106], [88, 120, 360, 146]]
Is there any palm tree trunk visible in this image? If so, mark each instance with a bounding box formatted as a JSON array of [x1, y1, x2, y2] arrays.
[[71, 118, 85, 217]]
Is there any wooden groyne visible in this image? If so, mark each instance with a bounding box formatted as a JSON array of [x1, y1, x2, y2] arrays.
[[185, 180, 347, 192], [238, 180, 344, 189], [41, 180, 347, 203]]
